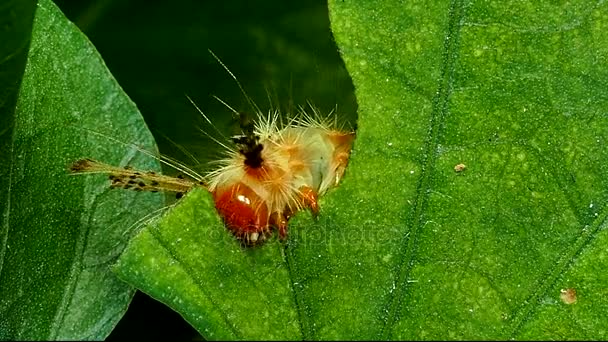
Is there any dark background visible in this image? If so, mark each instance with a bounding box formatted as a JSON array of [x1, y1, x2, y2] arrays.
[[52, 0, 356, 339]]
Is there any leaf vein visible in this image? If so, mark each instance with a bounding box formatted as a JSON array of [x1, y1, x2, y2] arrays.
[[146, 226, 242, 340], [283, 243, 308, 340], [508, 204, 608, 338]]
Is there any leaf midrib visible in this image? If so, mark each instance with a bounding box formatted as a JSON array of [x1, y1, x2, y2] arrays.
[[380, 0, 467, 338], [0, 121, 16, 279], [48, 186, 110, 339]]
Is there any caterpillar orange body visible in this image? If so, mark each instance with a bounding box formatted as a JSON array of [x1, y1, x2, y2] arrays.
[[208, 115, 355, 243]]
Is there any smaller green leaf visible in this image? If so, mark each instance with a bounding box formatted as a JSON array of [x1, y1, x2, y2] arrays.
[[0, 0, 163, 339], [0, 0, 37, 248], [114, 188, 302, 340]]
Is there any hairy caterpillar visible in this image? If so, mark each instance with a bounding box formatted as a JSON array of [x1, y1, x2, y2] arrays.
[[70, 54, 355, 245]]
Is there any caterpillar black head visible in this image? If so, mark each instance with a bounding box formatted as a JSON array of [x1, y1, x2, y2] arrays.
[[232, 112, 264, 169]]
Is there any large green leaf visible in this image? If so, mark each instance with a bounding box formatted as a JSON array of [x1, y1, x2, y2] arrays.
[[0, 0, 163, 339], [115, 0, 608, 340]]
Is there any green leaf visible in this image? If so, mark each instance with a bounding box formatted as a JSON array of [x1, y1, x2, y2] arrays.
[[116, 0, 608, 340], [0, 0, 164, 339]]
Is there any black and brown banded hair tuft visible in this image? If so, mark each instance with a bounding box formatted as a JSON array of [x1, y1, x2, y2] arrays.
[[232, 112, 264, 168]]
